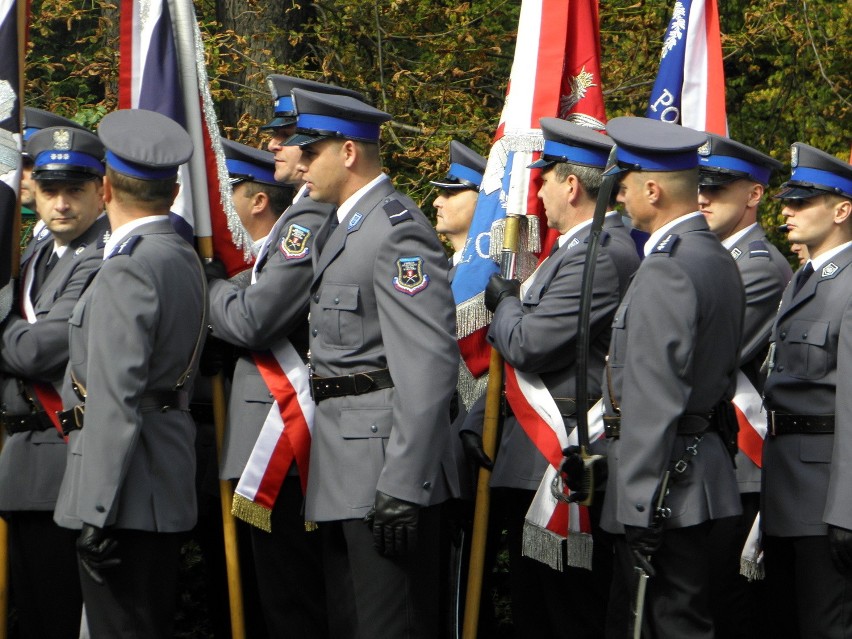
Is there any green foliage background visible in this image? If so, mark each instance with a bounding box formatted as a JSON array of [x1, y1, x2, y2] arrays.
[[25, 0, 850, 256]]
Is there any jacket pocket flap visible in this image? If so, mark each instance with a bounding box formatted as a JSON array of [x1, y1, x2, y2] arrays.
[[318, 284, 359, 311], [340, 407, 393, 439]]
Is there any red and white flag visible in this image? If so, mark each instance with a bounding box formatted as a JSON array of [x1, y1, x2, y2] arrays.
[[119, 0, 250, 275], [646, 0, 727, 135], [452, 0, 607, 435]]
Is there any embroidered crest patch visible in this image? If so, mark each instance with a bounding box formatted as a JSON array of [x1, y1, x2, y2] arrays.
[[822, 262, 838, 278], [393, 256, 430, 296], [280, 224, 311, 260]]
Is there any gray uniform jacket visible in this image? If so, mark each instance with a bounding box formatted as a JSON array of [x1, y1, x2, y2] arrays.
[[0, 217, 110, 511], [601, 214, 744, 532], [762, 244, 852, 536], [305, 177, 458, 521], [54, 219, 205, 532], [208, 193, 332, 480], [463, 223, 639, 490], [728, 224, 792, 492]]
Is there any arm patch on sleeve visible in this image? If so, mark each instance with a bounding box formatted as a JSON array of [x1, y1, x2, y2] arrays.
[[384, 199, 412, 226]]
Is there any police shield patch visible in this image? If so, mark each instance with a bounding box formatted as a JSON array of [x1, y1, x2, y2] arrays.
[[280, 224, 311, 260], [393, 256, 430, 296]]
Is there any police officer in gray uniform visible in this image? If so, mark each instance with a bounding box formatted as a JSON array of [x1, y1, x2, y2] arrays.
[[284, 88, 458, 638], [761, 143, 852, 638], [600, 117, 744, 639], [207, 77, 365, 638], [19, 108, 90, 261], [0, 125, 108, 639], [461, 119, 638, 638], [53, 109, 205, 639], [697, 133, 791, 638]]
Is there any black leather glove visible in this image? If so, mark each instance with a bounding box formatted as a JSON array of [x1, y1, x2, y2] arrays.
[[77, 523, 120, 585], [484, 274, 520, 313], [560, 445, 585, 492], [559, 446, 608, 493], [625, 524, 664, 577], [459, 430, 494, 471], [828, 524, 852, 574], [199, 335, 231, 377], [363, 491, 420, 557], [203, 258, 227, 281]]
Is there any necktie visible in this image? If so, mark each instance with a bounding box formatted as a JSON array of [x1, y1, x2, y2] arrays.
[[793, 262, 814, 296], [315, 214, 339, 256], [32, 250, 58, 297]]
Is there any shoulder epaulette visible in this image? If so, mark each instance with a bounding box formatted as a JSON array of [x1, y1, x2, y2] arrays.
[[649, 233, 679, 256], [109, 235, 142, 258], [383, 199, 413, 226], [97, 229, 111, 249], [748, 240, 771, 259]]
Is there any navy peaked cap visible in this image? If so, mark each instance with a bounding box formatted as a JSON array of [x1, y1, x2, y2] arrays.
[[284, 89, 392, 147], [99, 109, 192, 180], [775, 142, 852, 200], [529, 118, 614, 170], [698, 134, 782, 186], [263, 75, 366, 130], [29, 126, 104, 182], [430, 140, 486, 190], [221, 138, 277, 187], [604, 117, 707, 175]]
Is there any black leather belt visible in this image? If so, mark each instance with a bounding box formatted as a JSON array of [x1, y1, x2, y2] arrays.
[[604, 413, 713, 439], [57, 390, 190, 437], [310, 368, 394, 403], [767, 412, 834, 436], [1, 411, 56, 435]]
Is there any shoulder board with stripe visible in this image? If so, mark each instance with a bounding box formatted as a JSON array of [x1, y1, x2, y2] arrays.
[[383, 199, 412, 226], [649, 233, 679, 256], [109, 235, 142, 258], [748, 240, 771, 259]]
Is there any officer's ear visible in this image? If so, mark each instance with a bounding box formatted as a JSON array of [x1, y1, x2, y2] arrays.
[[833, 197, 852, 226], [747, 182, 764, 208]]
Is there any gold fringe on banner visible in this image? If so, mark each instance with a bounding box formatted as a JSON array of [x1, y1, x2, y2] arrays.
[[231, 493, 272, 532], [564, 531, 594, 571]]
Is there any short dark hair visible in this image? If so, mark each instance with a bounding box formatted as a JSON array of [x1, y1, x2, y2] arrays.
[[107, 166, 178, 212], [239, 180, 294, 215]]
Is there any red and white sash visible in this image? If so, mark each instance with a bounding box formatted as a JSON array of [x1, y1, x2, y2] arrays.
[[231, 339, 314, 532], [505, 365, 604, 571], [732, 369, 766, 467]]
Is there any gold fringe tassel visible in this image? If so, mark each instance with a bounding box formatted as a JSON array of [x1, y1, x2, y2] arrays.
[[521, 520, 566, 572], [231, 493, 272, 532]]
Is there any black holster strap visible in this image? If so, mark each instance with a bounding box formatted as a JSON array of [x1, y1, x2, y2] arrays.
[[768, 412, 834, 436], [58, 390, 190, 436], [604, 413, 713, 439], [2, 411, 55, 435], [310, 368, 394, 403]]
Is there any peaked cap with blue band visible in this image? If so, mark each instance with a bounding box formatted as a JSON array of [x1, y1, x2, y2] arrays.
[[221, 137, 277, 187], [23, 107, 88, 157], [284, 89, 392, 147], [98, 109, 193, 180], [263, 75, 366, 130], [698, 134, 782, 186], [28, 126, 104, 182], [430, 140, 486, 190], [774, 142, 852, 201], [528, 117, 614, 170], [604, 117, 707, 175]]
